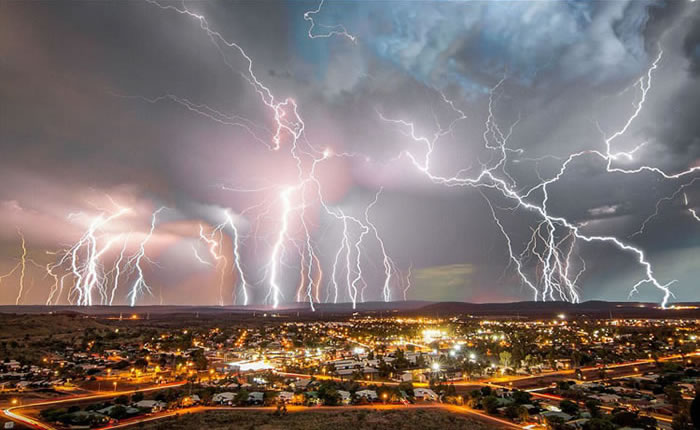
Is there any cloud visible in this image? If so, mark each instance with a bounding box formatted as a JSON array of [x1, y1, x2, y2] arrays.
[[588, 204, 621, 217]]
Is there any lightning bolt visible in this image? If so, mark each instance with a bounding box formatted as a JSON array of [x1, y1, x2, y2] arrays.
[[223, 210, 249, 306], [304, 0, 357, 43], [52, 207, 131, 306], [195, 222, 229, 305], [685, 192, 700, 222], [403, 262, 413, 301], [13, 229, 28, 305], [108, 234, 130, 305], [631, 178, 700, 237], [126, 207, 165, 306], [365, 188, 393, 302], [267, 187, 292, 309]]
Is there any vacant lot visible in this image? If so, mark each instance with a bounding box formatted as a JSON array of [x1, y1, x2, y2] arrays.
[[138, 408, 499, 430]]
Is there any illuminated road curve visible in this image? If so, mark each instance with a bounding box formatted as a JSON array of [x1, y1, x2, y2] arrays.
[[2, 381, 186, 430]]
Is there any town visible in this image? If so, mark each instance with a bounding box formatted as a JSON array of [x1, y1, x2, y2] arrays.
[[0, 311, 697, 429]]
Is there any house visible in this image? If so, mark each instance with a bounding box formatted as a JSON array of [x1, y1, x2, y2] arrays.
[[678, 383, 695, 395], [541, 411, 573, 422], [304, 391, 322, 405], [356, 389, 378, 401], [338, 390, 351, 405], [589, 394, 621, 403], [248, 392, 264, 405], [4, 361, 21, 370], [133, 400, 167, 412], [291, 378, 312, 389], [97, 405, 140, 416], [414, 388, 438, 401], [181, 394, 200, 406], [278, 391, 294, 403], [212, 392, 236, 405]]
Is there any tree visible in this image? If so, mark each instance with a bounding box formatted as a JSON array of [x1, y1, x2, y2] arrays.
[[264, 391, 279, 406], [462, 361, 477, 381], [665, 385, 683, 411], [318, 383, 341, 406], [560, 399, 579, 416], [583, 418, 615, 430], [234, 389, 249, 406], [691, 393, 700, 430], [108, 405, 128, 420], [132, 392, 144, 403], [483, 395, 500, 414], [134, 358, 148, 370], [115, 395, 130, 405], [468, 390, 482, 408], [512, 390, 532, 405], [545, 414, 567, 430], [499, 351, 513, 369], [612, 411, 640, 428], [672, 411, 694, 430], [636, 415, 658, 430], [505, 405, 528, 421], [585, 399, 602, 418]]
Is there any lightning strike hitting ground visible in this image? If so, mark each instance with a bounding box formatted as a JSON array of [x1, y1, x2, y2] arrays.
[[403, 263, 413, 301], [127, 207, 166, 306], [14, 230, 28, 305]]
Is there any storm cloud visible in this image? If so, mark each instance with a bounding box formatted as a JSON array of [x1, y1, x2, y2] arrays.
[[0, 0, 698, 305]]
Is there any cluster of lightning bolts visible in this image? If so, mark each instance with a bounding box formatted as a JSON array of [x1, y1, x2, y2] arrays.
[[126, 0, 394, 310], [191, 210, 249, 306], [3, 1, 698, 308], [377, 46, 700, 308], [37, 205, 167, 307]]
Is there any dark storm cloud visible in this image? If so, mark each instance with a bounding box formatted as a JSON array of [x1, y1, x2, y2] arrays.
[[0, 0, 698, 305]]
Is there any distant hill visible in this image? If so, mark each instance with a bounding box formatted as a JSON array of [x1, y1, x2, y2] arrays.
[[0, 300, 697, 319]]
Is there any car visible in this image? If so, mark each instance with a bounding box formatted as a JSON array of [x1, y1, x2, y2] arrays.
[[4, 422, 15, 429]]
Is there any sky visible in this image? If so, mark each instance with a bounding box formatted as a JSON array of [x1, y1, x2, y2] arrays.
[[0, 0, 699, 307]]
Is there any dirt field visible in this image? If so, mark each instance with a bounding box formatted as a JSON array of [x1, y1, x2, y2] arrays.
[[135, 408, 500, 430]]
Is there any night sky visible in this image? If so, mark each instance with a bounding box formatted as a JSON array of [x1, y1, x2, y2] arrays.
[[0, 0, 699, 306]]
